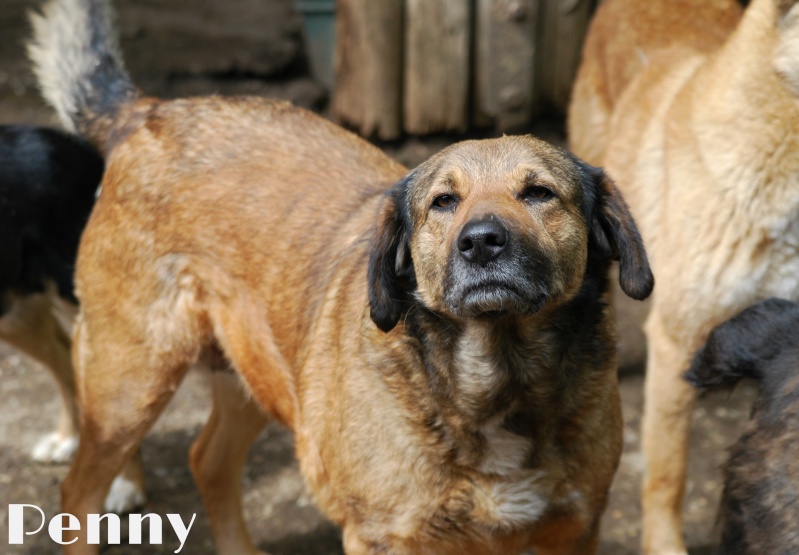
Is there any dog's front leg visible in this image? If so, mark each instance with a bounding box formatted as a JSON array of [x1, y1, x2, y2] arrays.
[[641, 313, 696, 555]]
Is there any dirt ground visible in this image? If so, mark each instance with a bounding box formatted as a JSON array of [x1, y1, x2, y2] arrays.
[[0, 1, 758, 553]]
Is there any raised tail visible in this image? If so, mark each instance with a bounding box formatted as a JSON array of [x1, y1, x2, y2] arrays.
[[685, 298, 799, 392], [27, 0, 138, 153]]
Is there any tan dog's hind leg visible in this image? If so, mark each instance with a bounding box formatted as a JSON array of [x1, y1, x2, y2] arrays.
[[0, 291, 79, 463], [641, 312, 696, 555], [61, 311, 194, 554], [190, 371, 269, 555]]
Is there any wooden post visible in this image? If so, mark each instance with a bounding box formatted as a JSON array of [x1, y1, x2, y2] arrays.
[[404, 0, 471, 134], [535, 0, 595, 113], [474, 0, 539, 131], [331, 0, 403, 140]]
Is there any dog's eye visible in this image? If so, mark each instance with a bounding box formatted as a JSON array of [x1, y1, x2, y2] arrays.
[[522, 186, 553, 203], [432, 194, 459, 210]]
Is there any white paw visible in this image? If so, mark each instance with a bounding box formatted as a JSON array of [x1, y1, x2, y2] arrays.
[[31, 432, 79, 464], [104, 475, 147, 514]]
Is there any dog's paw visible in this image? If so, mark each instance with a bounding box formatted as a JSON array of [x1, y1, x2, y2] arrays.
[[104, 475, 147, 514], [31, 432, 79, 464]]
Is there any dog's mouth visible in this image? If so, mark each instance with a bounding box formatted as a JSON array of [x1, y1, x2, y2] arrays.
[[449, 281, 547, 317]]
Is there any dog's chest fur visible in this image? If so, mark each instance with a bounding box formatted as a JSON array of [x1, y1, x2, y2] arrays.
[[452, 323, 550, 474], [435, 321, 580, 524]]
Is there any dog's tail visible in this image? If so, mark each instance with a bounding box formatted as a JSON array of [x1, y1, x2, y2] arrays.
[[685, 298, 799, 392], [28, 0, 137, 153]]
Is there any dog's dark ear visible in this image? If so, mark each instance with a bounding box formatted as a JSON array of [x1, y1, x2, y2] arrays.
[[584, 163, 654, 300], [368, 173, 414, 332]]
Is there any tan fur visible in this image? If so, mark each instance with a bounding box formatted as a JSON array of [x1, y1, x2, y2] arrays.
[[0, 287, 79, 462], [569, 0, 799, 553], [52, 96, 642, 555], [28, 3, 654, 552]]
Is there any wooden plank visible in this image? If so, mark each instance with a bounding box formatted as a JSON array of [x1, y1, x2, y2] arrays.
[[474, 0, 539, 131], [404, 0, 471, 135], [535, 0, 595, 112], [118, 0, 302, 79], [331, 0, 403, 140]]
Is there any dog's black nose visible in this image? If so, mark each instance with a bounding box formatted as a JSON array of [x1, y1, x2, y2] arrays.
[[457, 217, 508, 266]]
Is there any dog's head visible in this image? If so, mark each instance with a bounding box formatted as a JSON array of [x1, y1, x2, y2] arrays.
[[368, 135, 654, 332]]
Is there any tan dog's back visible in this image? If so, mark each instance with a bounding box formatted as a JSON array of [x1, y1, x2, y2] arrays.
[[80, 96, 406, 423], [568, 0, 742, 165]]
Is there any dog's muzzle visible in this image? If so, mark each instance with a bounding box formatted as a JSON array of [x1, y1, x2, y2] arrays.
[[445, 215, 549, 317]]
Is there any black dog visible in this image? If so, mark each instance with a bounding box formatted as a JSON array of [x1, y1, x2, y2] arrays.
[[0, 124, 102, 462], [685, 298, 799, 555]]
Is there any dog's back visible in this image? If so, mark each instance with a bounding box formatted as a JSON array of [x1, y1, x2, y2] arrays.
[[28, 0, 408, 381], [686, 298, 799, 555], [568, 0, 742, 165]]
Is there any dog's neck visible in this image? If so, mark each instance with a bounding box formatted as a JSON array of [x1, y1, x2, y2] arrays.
[[394, 263, 614, 470]]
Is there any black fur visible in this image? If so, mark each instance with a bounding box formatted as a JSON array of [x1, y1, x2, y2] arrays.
[[71, 0, 137, 148], [685, 298, 799, 555], [577, 159, 654, 301], [367, 173, 414, 332], [686, 298, 799, 391], [0, 125, 103, 314]]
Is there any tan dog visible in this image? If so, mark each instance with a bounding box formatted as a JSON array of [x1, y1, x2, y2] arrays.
[[30, 0, 653, 553], [569, 0, 799, 553]]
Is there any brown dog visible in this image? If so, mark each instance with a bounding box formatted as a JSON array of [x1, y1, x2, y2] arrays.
[[569, 0, 799, 553], [30, 0, 653, 553]]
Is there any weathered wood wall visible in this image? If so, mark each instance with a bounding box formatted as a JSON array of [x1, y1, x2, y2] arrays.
[[332, 0, 404, 139], [475, 0, 538, 131], [332, 0, 599, 139], [0, 0, 305, 99], [404, 0, 471, 135]]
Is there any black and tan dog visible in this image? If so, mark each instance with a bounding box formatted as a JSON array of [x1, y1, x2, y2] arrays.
[[30, 0, 653, 553], [0, 124, 102, 464], [569, 0, 799, 553], [686, 298, 799, 555]]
